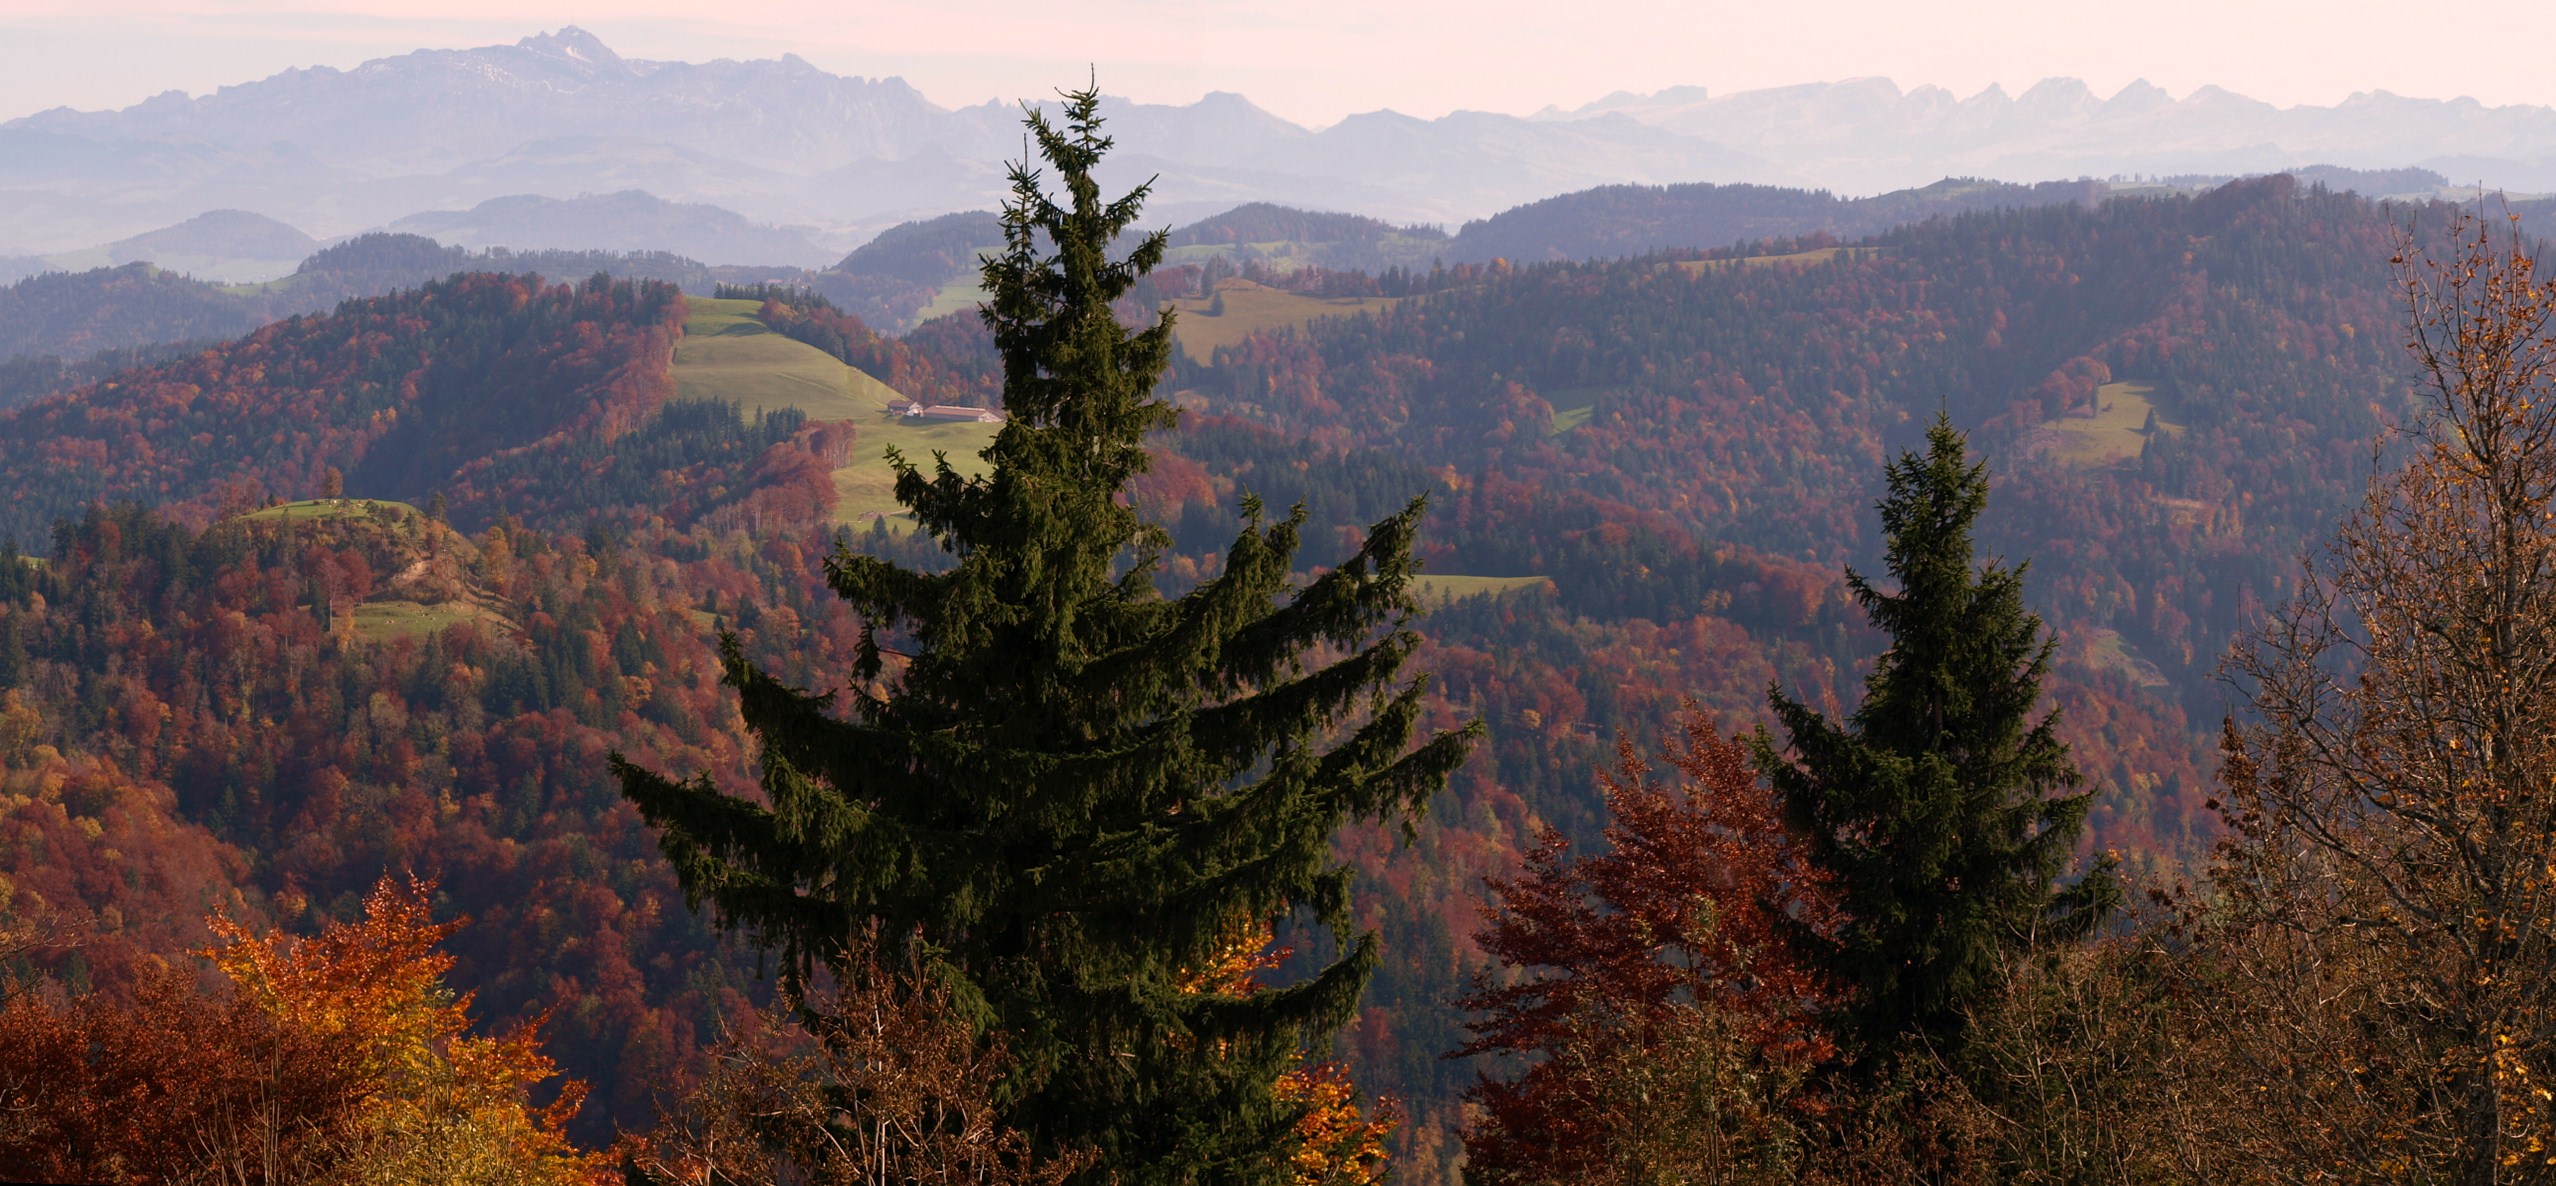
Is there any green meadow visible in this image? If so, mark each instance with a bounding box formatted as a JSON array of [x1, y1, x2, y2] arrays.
[[673, 297, 996, 527], [2042, 381, 2182, 469], [674, 297, 905, 421], [239, 498, 421, 523], [351, 599, 509, 642], [1413, 574, 1550, 603]]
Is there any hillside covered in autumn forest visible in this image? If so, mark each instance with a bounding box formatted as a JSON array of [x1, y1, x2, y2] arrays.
[[0, 171, 2460, 1179]]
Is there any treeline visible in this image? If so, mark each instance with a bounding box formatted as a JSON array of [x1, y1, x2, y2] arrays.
[[450, 398, 842, 533], [0, 338, 231, 411], [808, 210, 1001, 330]]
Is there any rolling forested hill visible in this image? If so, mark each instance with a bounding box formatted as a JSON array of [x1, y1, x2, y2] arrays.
[[0, 174, 2457, 1180], [0, 273, 692, 545], [1143, 176, 2431, 1163], [0, 235, 785, 396]]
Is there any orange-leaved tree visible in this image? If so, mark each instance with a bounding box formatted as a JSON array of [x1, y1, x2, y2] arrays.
[[212, 875, 606, 1186], [0, 875, 605, 1186]]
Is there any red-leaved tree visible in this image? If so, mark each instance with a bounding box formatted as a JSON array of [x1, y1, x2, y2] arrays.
[[1458, 710, 1840, 1186]]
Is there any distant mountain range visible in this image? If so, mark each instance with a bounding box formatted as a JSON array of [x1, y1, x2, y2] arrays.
[[0, 27, 1762, 253], [1547, 80, 2556, 194], [10, 27, 2556, 260]]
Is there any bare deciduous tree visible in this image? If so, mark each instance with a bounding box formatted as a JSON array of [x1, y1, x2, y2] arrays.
[[2223, 205, 2556, 1183], [632, 949, 1092, 1186]]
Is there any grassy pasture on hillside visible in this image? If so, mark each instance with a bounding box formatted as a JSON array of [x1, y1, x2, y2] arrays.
[[352, 599, 510, 642], [239, 498, 421, 524], [2066, 626, 2170, 689], [1414, 574, 1551, 604], [1158, 242, 1330, 271], [673, 297, 995, 527], [1539, 385, 1604, 434], [675, 297, 905, 420], [1168, 280, 1398, 364], [914, 278, 990, 325], [1162, 243, 1296, 268], [831, 414, 1002, 525], [1676, 246, 1884, 276], [2040, 381, 2182, 468], [234, 499, 507, 643]]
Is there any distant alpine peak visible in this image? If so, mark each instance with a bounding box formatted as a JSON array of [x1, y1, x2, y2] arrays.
[[516, 26, 624, 67]]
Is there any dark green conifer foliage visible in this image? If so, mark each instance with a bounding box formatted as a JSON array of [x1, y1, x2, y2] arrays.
[[1754, 415, 2118, 1061], [614, 87, 1475, 1184]]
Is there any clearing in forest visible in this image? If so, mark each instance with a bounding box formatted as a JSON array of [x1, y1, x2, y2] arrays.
[[915, 277, 990, 325], [234, 499, 512, 643], [2065, 626, 2170, 689], [1543, 387, 1603, 433], [1676, 246, 1884, 276], [1168, 280, 1397, 364], [351, 599, 512, 641], [2040, 381, 2182, 468], [1414, 574, 1551, 603], [239, 498, 420, 524]]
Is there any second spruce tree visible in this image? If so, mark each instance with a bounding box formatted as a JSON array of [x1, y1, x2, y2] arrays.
[[1755, 414, 2118, 1061]]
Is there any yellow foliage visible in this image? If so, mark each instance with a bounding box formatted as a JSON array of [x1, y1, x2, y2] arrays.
[[1275, 1061, 1396, 1186], [1184, 919, 1399, 1186], [211, 877, 608, 1186]]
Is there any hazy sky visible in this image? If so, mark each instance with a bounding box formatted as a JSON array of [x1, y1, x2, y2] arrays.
[[1, 0, 2549, 127]]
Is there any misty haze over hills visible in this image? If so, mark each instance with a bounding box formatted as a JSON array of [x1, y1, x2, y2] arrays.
[[384, 193, 838, 268], [7, 27, 2556, 262]]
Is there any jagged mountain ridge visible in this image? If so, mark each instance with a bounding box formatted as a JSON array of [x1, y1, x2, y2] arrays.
[[31, 28, 2556, 261], [0, 28, 1775, 253], [16, 29, 957, 174], [1548, 77, 2556, 193]]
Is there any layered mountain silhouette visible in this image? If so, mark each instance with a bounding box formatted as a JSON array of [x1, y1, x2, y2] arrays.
[[16, 27, 2555, 258], [0, 28, 1769, 252]]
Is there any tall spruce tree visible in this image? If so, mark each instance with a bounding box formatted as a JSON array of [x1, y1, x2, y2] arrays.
[[1754, 414, 2118, 1060], [614, 88, 1475, 1184]]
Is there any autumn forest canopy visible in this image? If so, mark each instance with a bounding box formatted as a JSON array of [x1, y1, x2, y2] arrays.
[[9, 84, 2556, 1184]]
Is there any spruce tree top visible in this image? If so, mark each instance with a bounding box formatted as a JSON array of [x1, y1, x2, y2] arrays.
[[1756, 414, 2118, 1059], [616, 86, 1476, 1185]]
